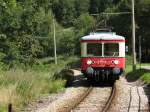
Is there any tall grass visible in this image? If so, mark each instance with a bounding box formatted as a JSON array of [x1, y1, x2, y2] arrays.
[[0, 56, 78, 111], [141, 72, 150, 84], [125, 55, 133, 73]]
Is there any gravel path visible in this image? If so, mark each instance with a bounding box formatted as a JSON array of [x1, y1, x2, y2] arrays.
[[141, 66, 150, 70], [23, 93, 64, 112], [109, 77, 149, 112]]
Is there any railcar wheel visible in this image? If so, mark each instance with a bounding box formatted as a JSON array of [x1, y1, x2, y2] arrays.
[[109, 75, 116, 84], [116, 75, 120, 80]]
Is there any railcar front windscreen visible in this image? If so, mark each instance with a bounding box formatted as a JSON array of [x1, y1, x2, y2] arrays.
[[81, 42, 119, 57], [104, 43, 119, 57], [87, 43, 102, 56]]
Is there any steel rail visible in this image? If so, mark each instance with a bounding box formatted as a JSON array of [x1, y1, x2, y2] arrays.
[[70, 86, 93, 111], [101, 83, 116, 112]]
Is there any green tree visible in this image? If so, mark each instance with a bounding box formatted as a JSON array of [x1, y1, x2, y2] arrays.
[[52, 0, 76, 26], [17, 34, 42, 65], [74, 0, 90, 16], [0, 34, 8, 61], [74, 13, 95, 35], [74, 13, 95, 54], [89, 0, 114, 13], [57, 28, 76, 55]]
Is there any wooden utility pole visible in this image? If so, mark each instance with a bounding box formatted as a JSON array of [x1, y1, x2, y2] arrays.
[[139, 36, 141, 69], [132, 0, 136, 70], [8, 103, 12, 112], [53, 16, 57, 64]]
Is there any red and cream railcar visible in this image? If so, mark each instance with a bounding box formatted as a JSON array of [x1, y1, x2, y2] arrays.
[[81, 32, 125, 80]]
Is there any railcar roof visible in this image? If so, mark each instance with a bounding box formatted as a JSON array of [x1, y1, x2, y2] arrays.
[[81, 32, 125, 40]]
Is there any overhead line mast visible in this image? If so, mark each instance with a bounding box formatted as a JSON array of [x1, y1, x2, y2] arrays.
[[53, 16, 57, 64], [131, 0, 136, 70]]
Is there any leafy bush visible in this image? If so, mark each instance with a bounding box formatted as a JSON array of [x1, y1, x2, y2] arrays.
[[141, 72, 150, 84], [17, 34, 43, 65], [126, 69, 147, 81]]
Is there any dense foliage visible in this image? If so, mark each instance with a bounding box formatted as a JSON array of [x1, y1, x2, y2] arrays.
[[0, 0, 150, 68]]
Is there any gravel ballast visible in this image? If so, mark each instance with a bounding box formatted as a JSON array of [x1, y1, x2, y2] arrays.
[[109, 77, 149, 112]]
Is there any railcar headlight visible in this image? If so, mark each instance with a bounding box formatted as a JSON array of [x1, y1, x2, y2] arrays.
[[87, 60, 92, 65], [113, 60, 119, 65], [113, 67, 120, 75], [86, 67, 94, 74]]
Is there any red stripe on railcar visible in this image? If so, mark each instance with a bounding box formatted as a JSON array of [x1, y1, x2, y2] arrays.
[[81, 57, 125, 71], [81, 40, 125, 43]]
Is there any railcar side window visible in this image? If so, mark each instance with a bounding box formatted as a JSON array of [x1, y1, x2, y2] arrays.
[[87, 43, 102, 56], [104, 43, 119, 57]]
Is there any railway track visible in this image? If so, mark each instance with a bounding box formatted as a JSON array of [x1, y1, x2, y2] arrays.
[[108, 78, 150, 112], [28, 69, 118, 112], [127, 86, 149, 112], [70, 86, 93, 111], [102, 83, 116, 112], [71, 82, 116, 112]]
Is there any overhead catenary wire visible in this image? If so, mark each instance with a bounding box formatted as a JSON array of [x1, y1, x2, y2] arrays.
[[91, 12, 131, 29], [91, 12, 131, 16]]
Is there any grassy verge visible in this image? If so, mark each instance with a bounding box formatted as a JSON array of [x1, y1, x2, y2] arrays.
[[0, 56, 79, 111], [126, 69, 150, 82], [125, 55, 150, 84]]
